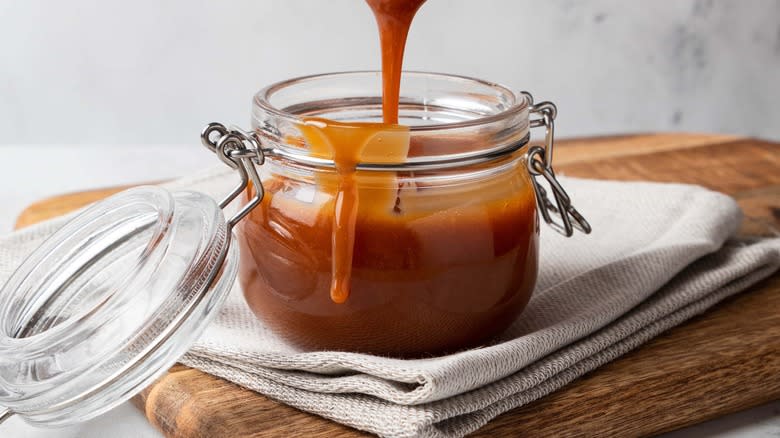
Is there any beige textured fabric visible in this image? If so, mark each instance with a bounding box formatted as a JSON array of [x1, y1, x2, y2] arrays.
[[2, 167, 779, 437]]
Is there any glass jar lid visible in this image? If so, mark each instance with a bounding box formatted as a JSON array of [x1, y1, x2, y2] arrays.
[[0, 186, 239, 426]]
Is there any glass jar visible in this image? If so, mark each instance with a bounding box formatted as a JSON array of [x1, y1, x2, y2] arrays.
[[235, 71, 575, 356]]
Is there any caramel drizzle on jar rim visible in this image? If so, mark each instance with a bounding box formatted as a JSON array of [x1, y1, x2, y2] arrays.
[[297, 119, 410, 304]]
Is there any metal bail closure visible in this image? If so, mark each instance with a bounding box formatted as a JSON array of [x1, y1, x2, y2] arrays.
[[201, 122, 266, 229], [524, 93, 592, 237]]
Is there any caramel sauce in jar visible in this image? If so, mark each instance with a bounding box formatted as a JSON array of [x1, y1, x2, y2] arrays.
[[236, 0, 538, 356], [237, 120, 538, 356]]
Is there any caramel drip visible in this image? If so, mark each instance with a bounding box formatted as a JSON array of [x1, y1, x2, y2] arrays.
[[291, 1, 426, 303], [298, 119, 410, 303], [365, 0, 427, 124], [330, 172, 358, 303]]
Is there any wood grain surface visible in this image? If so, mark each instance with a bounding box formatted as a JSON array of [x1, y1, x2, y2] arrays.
[[15, 133, 780, 437]]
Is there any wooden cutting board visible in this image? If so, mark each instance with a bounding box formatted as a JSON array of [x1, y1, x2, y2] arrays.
[[15, 134, 780, 437]]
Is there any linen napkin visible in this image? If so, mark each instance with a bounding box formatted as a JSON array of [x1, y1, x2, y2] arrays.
[[2, 166, 779, 438]]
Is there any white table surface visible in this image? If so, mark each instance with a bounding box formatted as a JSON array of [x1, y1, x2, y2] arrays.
[[1, 144, 778, 437]]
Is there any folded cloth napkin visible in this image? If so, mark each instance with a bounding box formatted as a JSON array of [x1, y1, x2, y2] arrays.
[[2, 167, 779, 438]]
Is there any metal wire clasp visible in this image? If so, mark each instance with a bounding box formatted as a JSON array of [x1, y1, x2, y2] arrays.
[[201, 123, 265, 230], [524, 93, 591, 237]]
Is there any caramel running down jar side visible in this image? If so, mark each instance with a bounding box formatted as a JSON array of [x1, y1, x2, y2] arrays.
[[238, 71, 544, 356]]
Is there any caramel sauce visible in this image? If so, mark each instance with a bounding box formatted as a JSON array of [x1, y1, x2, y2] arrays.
[[365, 0, 427, 124], [297, 118, 410, 303], [237, 165, 538, 355], [289, 0, 426, 304], [236, 0, 539, 355]]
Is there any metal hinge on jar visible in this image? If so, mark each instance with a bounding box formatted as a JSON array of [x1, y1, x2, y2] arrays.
[[523, 92, 592, 237], [201, 123, 266, 229]]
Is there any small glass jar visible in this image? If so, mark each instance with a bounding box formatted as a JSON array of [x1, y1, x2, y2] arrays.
[[238, 72, 551, 356]]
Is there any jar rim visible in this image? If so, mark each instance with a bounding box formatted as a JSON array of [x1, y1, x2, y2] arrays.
[[250, 71, 532, 170], [253, 70, 530, 131]]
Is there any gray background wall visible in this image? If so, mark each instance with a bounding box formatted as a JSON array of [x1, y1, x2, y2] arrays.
[[1, 0, 779, 144]]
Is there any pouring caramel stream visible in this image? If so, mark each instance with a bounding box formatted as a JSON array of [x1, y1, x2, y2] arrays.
[[296, 0, 426, 303], [366, 0, 427, 124]]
